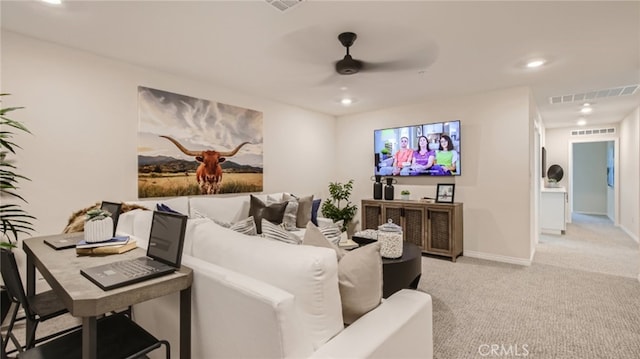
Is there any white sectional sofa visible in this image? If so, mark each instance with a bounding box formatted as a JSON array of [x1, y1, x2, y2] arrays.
[[116, 193, 433, 359]]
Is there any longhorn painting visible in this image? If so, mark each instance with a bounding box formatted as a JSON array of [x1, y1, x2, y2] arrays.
[[137, 86, 263, 198]]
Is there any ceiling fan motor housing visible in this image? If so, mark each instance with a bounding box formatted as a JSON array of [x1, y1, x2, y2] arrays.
[[336, 32, 362, 74]]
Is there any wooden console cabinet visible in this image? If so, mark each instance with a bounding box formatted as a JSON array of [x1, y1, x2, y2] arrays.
[[361, 199, 464, 262]]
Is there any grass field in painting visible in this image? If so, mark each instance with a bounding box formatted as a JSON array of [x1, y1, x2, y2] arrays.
[[138, 172, 263, 197]]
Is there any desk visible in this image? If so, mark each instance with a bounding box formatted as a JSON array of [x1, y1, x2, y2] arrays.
[[23, 235, 193, 359]]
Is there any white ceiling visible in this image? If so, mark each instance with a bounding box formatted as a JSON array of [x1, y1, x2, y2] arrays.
[[1, 0, 639, 129]]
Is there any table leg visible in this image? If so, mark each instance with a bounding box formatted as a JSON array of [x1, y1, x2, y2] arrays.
[[82, 316, 97, 359], [180, 287, 191, 359], [25, 253, 35, 348]]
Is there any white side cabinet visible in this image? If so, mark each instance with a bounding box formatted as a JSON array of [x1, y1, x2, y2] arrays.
[[540, 187, 567, 235]]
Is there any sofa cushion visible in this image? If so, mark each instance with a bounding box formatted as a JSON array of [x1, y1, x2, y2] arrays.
[[127, 197, 190, 217], [189, 219, 344, 349], [302, 223, 383, 325], [189, 195, 250, 224], [249, 195, 287, 234], [261, 219, 301, 244]]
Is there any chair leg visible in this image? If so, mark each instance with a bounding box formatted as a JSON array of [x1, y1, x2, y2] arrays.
[[25, 320, 38, 349], [2, 303, 21, 353]]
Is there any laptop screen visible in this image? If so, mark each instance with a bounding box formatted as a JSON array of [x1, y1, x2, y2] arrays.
[[100, 201, 122, 236], [147, 211, 187, 267]]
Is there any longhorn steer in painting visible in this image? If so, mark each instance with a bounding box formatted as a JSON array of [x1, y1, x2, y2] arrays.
[[160, 135, 250, 195]]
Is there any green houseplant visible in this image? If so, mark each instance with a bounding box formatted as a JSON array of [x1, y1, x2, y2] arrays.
[[321, 179, 357, 232], [1, 94, 35, 249], [400, 190, 410, 200]]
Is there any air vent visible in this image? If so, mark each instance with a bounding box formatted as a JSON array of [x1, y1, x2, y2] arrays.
[[550, 85, 639, 104], [265, 0, 304, 12], [570, 127, 616, 136]]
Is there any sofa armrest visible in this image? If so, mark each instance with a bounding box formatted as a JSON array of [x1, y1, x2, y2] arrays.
[[309, 289, 433, 359]]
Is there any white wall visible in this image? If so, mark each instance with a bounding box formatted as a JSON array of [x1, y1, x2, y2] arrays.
[[619, 106, 640, 242], [336, 87, 534, 264], [1, 31, 337, 236], [572, 141, 608, 214]]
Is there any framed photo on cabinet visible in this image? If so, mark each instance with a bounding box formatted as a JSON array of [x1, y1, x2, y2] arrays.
[[436, 183, 455, 203]]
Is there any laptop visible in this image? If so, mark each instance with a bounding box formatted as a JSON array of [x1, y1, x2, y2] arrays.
[[80, 211, 188, 291], [45, 201, 123, 250]]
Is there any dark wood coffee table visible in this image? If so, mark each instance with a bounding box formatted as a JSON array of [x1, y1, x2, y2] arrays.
[[381, 242, 422, 298]]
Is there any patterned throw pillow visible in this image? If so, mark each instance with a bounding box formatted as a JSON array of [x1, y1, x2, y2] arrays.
[[319, 220, 344, 245], [270, 197, 299, 231], [261, 219, 301, 245], [283, 193, 314, 228], [229, 216, 257, 236]]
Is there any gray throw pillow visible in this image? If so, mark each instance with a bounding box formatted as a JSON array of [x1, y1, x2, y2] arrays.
[[249, 195, 288, 234], [283, 193, 314, 228]]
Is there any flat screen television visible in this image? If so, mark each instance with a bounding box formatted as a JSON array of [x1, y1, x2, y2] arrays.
[[374, 120, 461, 177]]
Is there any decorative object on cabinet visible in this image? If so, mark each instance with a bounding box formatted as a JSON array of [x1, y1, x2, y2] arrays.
[[372, 175, 383, 199], [321, 179, 357, 232], [400, 190, 410, 200], [384, 177, 396, 200], [361, 199, 463, 262], [435, 183, 455, 203]]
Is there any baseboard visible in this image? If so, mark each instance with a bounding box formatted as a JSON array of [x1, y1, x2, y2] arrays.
[[620, 225, 639, 243], [463, 250, 532, 266]]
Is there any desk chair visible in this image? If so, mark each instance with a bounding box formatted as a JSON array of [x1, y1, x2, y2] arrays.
[[0, 249, 78, 355], [17, 312, 170, 359]]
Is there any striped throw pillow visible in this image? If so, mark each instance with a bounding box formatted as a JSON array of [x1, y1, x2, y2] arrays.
[[319, 220, 343, 245], [261, 219, 301, 245], [229, 216, 257, 236]]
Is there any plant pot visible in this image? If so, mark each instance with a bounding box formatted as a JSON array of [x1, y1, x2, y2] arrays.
[[84, 218, 113, 243], [401, 194, 410, 200]]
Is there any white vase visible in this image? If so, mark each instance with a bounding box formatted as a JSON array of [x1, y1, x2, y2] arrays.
[[401, 194, 410, 200], [84, 218, 113, 243]]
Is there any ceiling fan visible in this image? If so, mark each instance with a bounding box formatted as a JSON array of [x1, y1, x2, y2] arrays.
[[333, 31, 437, 76]]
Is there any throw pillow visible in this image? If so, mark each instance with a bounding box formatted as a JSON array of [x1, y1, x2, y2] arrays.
[[249, 195, 288, 234], [283, 193, 314, 228], [261, 219, 302, 245], [311, 198, 322, 226], [302, 222, 344, 261], [319, 221, 343, 246], [156, 203, 182, 215], [302, 223, 383, 325], [338, 242, 383, 324], [229, 216, 257, 236], [272, 197, 298, 231]]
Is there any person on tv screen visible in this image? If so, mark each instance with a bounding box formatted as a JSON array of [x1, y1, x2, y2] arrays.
[[435, 134, 458, 175], [410, 135, 435, 174], [392, 136, 413, 175]]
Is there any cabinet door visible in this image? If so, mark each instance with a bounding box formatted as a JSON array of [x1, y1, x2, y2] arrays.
[[403, 206, 425, 248], [362, 202, 382, 230], [381, 204, 403, 228], [426, 207, 452, 254]]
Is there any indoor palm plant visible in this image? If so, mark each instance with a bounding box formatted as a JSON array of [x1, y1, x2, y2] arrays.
[[1, 94, 35, 249], [321, 179, 357, 232]]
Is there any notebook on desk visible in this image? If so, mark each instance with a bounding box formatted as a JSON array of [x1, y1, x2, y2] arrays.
[[45, 201, 123, 250], [80, 211, 187, 291]]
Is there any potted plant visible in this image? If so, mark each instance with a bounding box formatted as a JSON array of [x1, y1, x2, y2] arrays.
[[321, 179, 357, 233], [1, 94, 35, 249], [401, 190, 411, 200]]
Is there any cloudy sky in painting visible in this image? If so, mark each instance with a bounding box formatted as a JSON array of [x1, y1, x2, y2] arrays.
[[137, 86, 263, 167]]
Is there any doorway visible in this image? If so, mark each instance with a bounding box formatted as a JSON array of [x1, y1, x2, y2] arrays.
[[569, 138, 618, 224]]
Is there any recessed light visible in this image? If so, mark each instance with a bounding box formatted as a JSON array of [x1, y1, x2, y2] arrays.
[[582, 102, 591, 107], [526, 59, 546, 68], [580, 107, 593, 114], [340, 98, 352, 106], [42, 0, 62, 4], [577, 118, 587, 126]]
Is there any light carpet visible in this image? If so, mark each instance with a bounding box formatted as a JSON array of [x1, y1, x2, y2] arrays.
[[419, 213, 640, 359]]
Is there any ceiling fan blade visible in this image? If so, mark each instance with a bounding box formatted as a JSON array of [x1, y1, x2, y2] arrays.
[[361, 43, 439, 73]]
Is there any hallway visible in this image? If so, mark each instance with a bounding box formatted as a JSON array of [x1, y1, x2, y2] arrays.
[[535, 213, 639, 279]]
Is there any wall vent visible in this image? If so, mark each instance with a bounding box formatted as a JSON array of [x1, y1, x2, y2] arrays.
[[265, 0, 304, 12], [550, 84, 639, 104], [570, 127, 616, 136]]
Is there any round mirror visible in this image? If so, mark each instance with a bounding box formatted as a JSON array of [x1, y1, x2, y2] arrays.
[[547, 164, 564, 182]]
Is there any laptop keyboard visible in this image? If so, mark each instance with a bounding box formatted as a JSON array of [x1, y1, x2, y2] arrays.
[[112, 260, 159, 278]]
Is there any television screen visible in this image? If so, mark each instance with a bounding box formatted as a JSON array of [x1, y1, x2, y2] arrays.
[[374, 120, 461, 177]]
